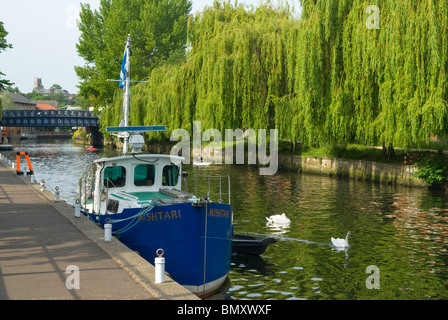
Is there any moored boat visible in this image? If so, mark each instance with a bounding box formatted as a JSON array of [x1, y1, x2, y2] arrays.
[[0, 144, 14, 151], [78, 35, 233, 297], [192, 160, 213, 166], [85, 146, 98, 151], [232, 234, 276, 256]]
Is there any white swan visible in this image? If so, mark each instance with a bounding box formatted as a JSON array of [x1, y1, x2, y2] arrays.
[[331, 231, 351, 248], [266, 213, 291, 226]]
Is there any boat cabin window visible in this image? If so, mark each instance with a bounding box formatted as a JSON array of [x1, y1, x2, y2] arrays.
[[104, 166, 126, 188], [162, 164, 179, 186], [134, 164, 155, 186]]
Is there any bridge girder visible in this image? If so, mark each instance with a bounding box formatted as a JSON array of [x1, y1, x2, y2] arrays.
[[0, 110, 99, 127]]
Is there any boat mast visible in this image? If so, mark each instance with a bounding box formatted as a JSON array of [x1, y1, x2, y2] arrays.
[[107, 34, 166, 153], [122, 34, 132, 155]]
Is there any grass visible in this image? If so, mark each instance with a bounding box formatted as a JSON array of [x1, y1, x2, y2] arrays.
[[280, 142, 443, 165], [416, 138, 448, 151], [301, 144, 387, 161]]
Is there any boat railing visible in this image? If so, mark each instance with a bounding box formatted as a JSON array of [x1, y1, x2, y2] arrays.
[[192, 174, 231, 205], [78, 163, 96, 212]]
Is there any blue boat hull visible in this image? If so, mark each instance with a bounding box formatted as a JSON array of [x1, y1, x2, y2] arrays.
[[85, 201, 232, 296]]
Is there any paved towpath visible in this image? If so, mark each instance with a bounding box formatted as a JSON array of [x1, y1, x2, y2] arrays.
[[0, 159, 198, 300]]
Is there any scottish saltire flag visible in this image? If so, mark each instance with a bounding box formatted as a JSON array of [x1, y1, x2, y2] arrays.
[[119, 50, 127, 88]]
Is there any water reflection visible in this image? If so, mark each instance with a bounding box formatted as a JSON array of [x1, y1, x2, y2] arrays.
[[232, 254, 277, 277], [195, 165, 448, 300], [2, 140, 448, 299], [0, 140, 118, 205]]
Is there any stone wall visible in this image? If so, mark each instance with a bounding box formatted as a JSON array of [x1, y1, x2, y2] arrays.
[[278, 154, 428, 187]]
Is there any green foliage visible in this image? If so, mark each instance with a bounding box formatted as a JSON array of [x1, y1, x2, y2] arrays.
[[0, 21, 13, 90], [0, 21, 11, 52], [24, 92, 73, 108], [0, 91, 14, 110], [75, 0, 192, 106], [107, 1, 295, 139], [300, 144, 389, 161], [92, 0, 448, 151], [414, 150, 448, 187]]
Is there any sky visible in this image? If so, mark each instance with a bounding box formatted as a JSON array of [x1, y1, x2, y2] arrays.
[[0, 0, 299, 95]]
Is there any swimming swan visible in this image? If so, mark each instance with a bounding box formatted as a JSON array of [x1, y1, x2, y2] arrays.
[[331, 231, 351, 248], [266, 213, 291, 226]]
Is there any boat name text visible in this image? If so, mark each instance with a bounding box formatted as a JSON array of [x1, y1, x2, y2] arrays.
[[208, 208, 230, 218], [139, 210, 181, 222]]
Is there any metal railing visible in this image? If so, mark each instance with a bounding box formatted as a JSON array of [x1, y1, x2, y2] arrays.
[[192, 174, 231, 205], [78, 163, 97, 213]]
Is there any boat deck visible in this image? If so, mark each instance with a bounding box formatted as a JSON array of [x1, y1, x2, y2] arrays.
[[108, 189, 193, 206], [110, 191, 172, 202]]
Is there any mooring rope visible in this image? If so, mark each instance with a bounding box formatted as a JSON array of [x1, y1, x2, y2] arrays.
[[107, 201, 158, 235]]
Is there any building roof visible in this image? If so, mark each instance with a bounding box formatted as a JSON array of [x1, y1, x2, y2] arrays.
[[34, 100, 58, 109], [36, 103, 57, 110], [1, 92, 36, 106]]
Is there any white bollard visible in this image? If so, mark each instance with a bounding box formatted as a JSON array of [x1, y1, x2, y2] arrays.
[[155, 248, 166, 284], [7, 159, 11, 166], [54, 186, 60, 202], [74, 201, 81, 218], [104, 223, 112, 241], [24, 170, 27, 177], [30, 175, 35, 184], [40, 179, 45, 192], [11, 162, 15, 169]]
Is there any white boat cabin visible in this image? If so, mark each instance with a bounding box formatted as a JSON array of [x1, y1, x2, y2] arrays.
[[79, 154, 192, 215]]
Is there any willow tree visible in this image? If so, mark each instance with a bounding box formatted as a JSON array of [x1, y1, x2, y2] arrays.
[[98, 0, 448, 152], [340, 0, 381, 147], [121, 1, 294, 139], [186, 1, 293, 137], [342, 0, 448, 150], [373, 0, 448, 149], [275, 0, 354, 147], [292, 0, 448, 150]]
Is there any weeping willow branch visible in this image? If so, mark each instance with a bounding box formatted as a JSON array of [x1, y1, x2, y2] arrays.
[[99, 0, 448, 152]]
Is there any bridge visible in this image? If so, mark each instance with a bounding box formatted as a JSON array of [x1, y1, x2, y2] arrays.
[[0, 110, 99, 127]]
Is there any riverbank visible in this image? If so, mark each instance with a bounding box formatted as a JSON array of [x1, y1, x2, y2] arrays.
[[278, 153, 428, 188], [138, 141, 430, 188], [0, 157, 198, 300]]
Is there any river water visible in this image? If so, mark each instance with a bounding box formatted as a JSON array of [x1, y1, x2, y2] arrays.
[[2, 140, 448, 300]]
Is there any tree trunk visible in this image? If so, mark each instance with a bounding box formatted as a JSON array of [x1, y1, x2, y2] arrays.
[[382, 141, 395, 160]]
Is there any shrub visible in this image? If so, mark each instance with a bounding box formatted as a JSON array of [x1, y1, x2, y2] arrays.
[[413, 150, 448, 188]]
